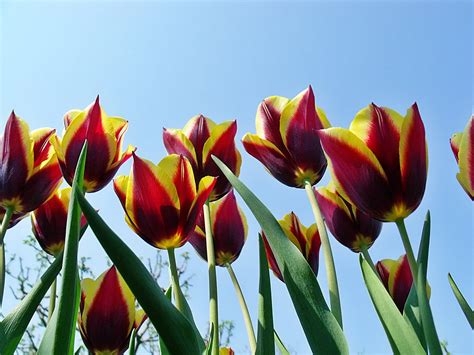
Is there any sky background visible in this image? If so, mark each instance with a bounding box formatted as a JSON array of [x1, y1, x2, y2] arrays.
[[0, 0, 472, 354]]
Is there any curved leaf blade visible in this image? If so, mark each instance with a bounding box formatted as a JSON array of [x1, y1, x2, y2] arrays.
[[76, 191, 202, 354], [212, 156, 348, 354], [448, 273, 474, 329], [256, 234, 274, 355], [360, 255, 426, 354], [0, 253, 62, 355]]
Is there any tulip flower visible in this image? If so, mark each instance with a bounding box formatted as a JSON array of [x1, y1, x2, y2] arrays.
[[31, 187, 87, 256], [376, 255, 413, 312], [315, 183, 382, 253], [79, 266, 146, 355], [114, 153, 216, 249], [318, 103, 427, 222], [163, 115, 241, 201], [263, 212, 321, 281], [242, 86, 330, 188], [51, 96, 135, 193], [189, 190, 247, 266], [450, 115, 473, 200], [0, 112, 62, 213], [219, 348, 235, 355]]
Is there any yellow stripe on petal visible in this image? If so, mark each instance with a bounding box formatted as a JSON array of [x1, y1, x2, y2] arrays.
[[317, 186, 352, 219], [450, 132, 463, 162], [457, 116, 474, 198], [317, 107, 331, 129], [183, 114, 216, 137], [60, 111, 87, 153], [163, 128, 198, 166], [115, 269, 136, 331], [201, 120, 235, 164], [50, 134, 65, 163], [255, 95, 290, 138]]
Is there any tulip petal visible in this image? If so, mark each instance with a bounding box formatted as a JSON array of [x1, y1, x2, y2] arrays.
[[456, 116, 474, 199], [183, 115, 215, 164], [183, 176, 217, 240], [399, 103, 428, 214], [319, 128, 394, 221], [242, 133, 299, 187], [202, 120, 241, 200], [163, 128, 198, 170], [211, 190, 247, 265], [80, 267, 135, 353], [0, 112, 34, 206], [279, 86, 327, 181], [126, 154, 181, 249], [350, 104, 403, 193], [63, 109, 83, 128], [262, 233, 283, 281], [255, 96, 290, 150], [388, 256, 413, 312], [279, 212, 307, 253], [305, 223, 321, 276], [31, 128, 55, 165], [450, 132, 462, 163], [188, 225, 207, 261]]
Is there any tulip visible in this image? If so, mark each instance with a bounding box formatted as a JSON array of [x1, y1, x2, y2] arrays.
[[114, 153, 216, 249], [315, 183, 382, 253], [163, 115, 241, 201], [318, 103, 428, 222], [242, 86, 330, 188], [376, 255, 413, 312], [0, 112, 62, 213], [219, 348, 235, 355], [189, 190, 247, 266], [31, 187, 87, 256], [79, 266, 146, 355], [51, 96, 135, 193], [450, 115, 473, 200], [263, 212, 321, 281]]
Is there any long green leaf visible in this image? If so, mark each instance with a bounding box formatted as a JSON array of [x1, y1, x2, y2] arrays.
[[76, 191, 202, 355], [205, 323, 214, 355], [212, 156, 348, 354], [360, 255, 426, 354], [274, 330, 289, 355], [38, 142, 87, 355], [129, 328, 137, 355], [448, 273, 474, 329], [403, 210, 431, 349], [256, 234, 274, 355], [160, 287, 172, 355], [0, 253, 63, 354]]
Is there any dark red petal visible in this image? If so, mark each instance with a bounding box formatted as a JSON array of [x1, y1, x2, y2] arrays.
[[84, 267, 133, 352], [400, 103, 428, 214], [212, 191, 246, 265], [242, 135, 299, 187], [256, 97, 287, 151], [183, 115, 212, 166], [32, 128, 55, 166], [163, 128, 198, 172], [392, 255, 413, 312], [375, 261, 390, 289], [262, 233, 283, 282], [0, 112, 31, 202], [18, 163, 62, 213]]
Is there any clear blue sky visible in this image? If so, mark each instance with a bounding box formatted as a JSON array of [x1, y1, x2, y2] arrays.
[[1, 1, 472, 353]]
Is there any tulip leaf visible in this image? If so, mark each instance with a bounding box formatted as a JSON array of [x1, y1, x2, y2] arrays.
[[76, 191, 203, 355], [448, 273, 474, 329], [212, 156, 348, 354], [274, 330, 289, 355], [256, 234, 274, 355], [0, 253, 63, 355], [360, 255, 426, 354], [129, 328, 137, 355], [38, 142, 87, 355], [159, 286, 172, 355], [205, 323, 214, 355]]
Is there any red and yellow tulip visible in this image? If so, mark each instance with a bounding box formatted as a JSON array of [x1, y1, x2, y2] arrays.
[[189, 190, 247, 266], [450, 115, 473, 200], [242, 86, 330, 188], [318, 103, 428, 222], [51, 96, 135, 193], [32, 187, 87, 256], [376, 255, 413, 312], [315, 183, 382, 252], [263, 212, 321, 281], [163, 115, 241, 201], [114, 153, 216, 249], [79, 266, 146, 355], [0, 112, 62, 213], [219, 347, 235, 355]]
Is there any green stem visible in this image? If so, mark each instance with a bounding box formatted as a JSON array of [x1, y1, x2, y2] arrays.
[[360, 244, 378, 277], [203, 199, 219, 354], [395, 218, 418, 282], [167, 248, 185, 312], [304, 181, 343, 329], [0, 206, 13, 308], [226, 263, 256, 353], [48, 277, 57, 321]]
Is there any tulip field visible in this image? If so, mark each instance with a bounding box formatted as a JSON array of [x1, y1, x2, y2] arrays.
[[0, 2, 472, 355]]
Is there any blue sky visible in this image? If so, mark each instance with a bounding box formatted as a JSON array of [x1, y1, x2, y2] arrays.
[[0, 0, 472, 353]]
